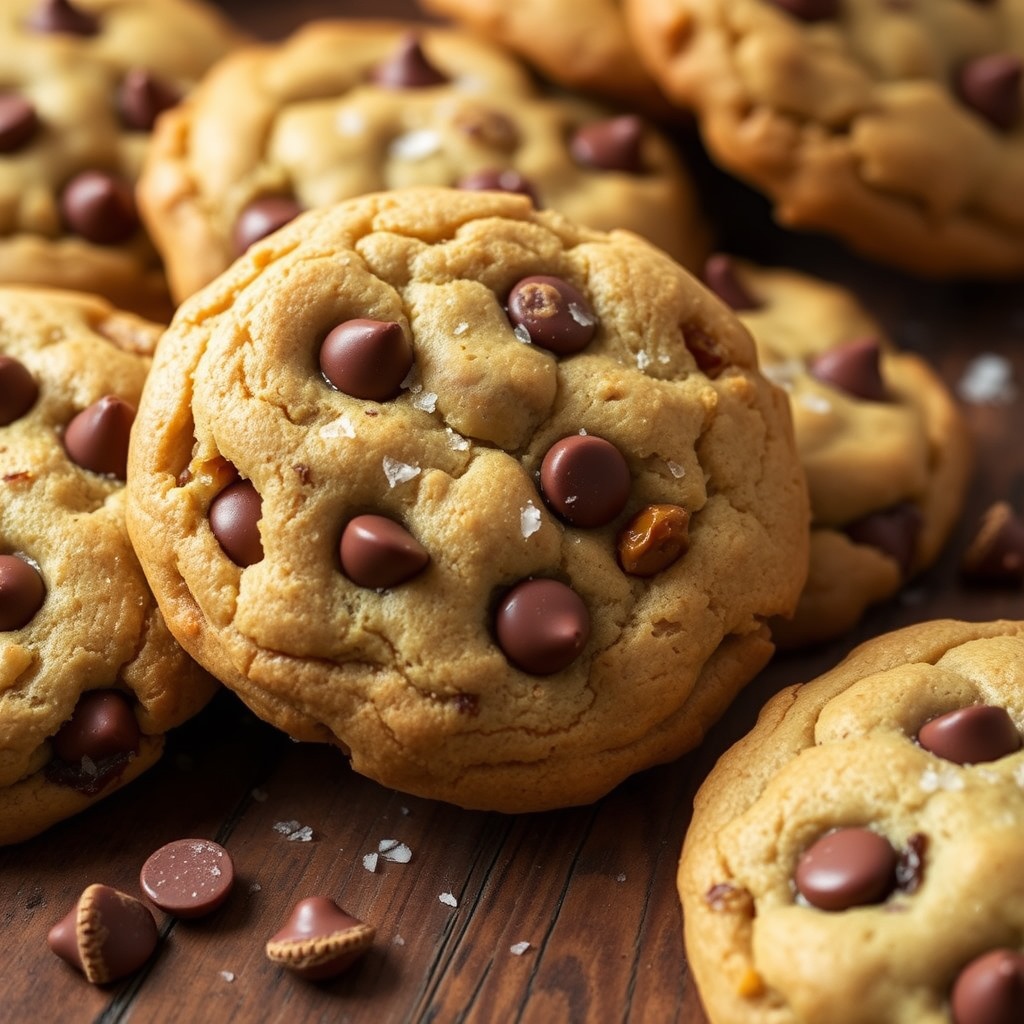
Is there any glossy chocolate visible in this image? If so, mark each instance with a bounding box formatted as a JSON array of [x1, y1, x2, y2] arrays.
[[319, 318, 414, 401], [63, 395, 135, 479], [209, 479, 264, 566], [617, 504, 691, 576], [26, 0, 98, 36], [0, 554, 45, 631], [266, 897, 375, 981], [495, 578, 590, 675], [0, 94, 40, 153], [118, 69, 181, 132], [140, 839, 235, 918], [369, 34, 447, 89], [703, 254, 762, 312], [0, 354, 38, 425], [810, 337, 887, 402], [60, 171, 138, 245], [232, 195, 303, 256], [917, 705, 1021, 765], [506, 276, 597, 355], [570, 116, 645, 173], [845, 502, 922, 576], [951, 949, 1024, 1024], [539, 434, 630, 528], [957, 54, 1023, 131], [340, 515, 429, 589], [794, 827, 898, 911]]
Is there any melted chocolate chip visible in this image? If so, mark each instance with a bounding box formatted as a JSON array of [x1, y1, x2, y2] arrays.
[[209, 479, 263, 566], [369, 34, 448, 89], [26, 0, 99, 36], [340, 515, 429, 589], [951, 949, 1024, 1024], [810, 337, 887, 402], [506, 276, 598, 355], [684, 324, 729, 377], [894, 832, 928, 894], [540, 435, 631, 528], [266, 897, 375, 981], [917, 705, 1021, 765], [703, 254, 762, 312], [51, 689, 140, 765], [845, 502, 922, 576], [0, 553, 45, 631], [232, 195, 303, 256], [63, 395, 135, 479], [794, 828, 898, 911], [456, 168, 538, 205], [140, 839, 235, 918], [961, 502, 1024, 585], [0, 354, 39, 425], [957, 54, 1023, 132], [60, 171, 139, 245], [0, 94, 40, 153], [319, 319, 414, 401], [770, 0, 840, 20], [570, 116, 645, 173], [117, 69, 181, 132], [495, 578, 590, 675]]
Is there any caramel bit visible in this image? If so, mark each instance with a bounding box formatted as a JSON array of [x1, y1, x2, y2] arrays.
[[704, 882, 754, 915], [684, 324, 729, 378], [737, 967, 764, 999], [618, 504, 690, 577], [3, 471, 33, 484]]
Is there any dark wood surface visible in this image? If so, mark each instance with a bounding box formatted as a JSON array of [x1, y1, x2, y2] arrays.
[[3, 2, 1024, 1022]]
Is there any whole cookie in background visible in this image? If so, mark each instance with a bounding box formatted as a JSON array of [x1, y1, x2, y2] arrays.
[[416, 0, 672, 117], [627, 0, 1024, 278], [137, 20, 710, 305], [679, 618, 1024, 1024], [0, 0, 245, 320], [125, 187, 809, 813], [704, 255, 972, 649], [0, 286, 217, 846]]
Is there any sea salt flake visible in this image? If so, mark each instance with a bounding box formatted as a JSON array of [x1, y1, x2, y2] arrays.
[[273, 820, 300, 835], [569, 302, 596, 328], [287, 825, 315, 842], [219, 971, 235, 983], [400, 806, 411, 816], [666, 460, 685, 479], [513, 323, 532, 345], [400, 366, 419, 390], [616, 873, 627, 883], [379, 839, 412, 864], [453, 321, 469, 336], [393, 934, 406, 946], [798, 392, 832, 415], [520, 501, 542, 539], [363, 853, 379, 873], [249, 883, 262, 893], [412, 391, 438, 413], [510, 941, 531, 956], [383, 456, 421, 488], [919, 767, 965, 793], [957, 353, 1017, 404], [320, 414, 357, 440], [389, 129, 442, 161], [636, 350, 652, 371], [446, 427, 470, 451], [439, 892, 458, 908]]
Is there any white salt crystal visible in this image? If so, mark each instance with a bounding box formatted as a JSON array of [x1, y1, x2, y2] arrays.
[[383, 456, 421, 488], [320, 414, 357, 440], [919, 767, 965, 793], [439, 892, 458, 908], [798, 392, 832, 415], [379, 839, 412, 864], [616, 873, 627, 883], [446, 427, 470, 451], [509, 941, 531, 956], [273, 820, 300, 835], [520, 501, 542, 539], [636, 350, 652, 371], [569, 303, 596, 328], [400, 806, 411, 816], [219, 971, 235, 983], [666, 460, 685, 479], [413, 391, 438, 413], [393, 934, 406, 946], [453, 321, 469, 336], [362, 853, 379, 873], [957, 353, 1017, 404], [401, 365, 419, 390], [249, 883, 262, 893], [389, 129, 442, 161], [287, 825, 314, 842], [513, 324, 532, 345]]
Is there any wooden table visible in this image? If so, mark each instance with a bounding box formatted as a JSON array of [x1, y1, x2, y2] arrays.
[[2, 2, 1023, 1021]]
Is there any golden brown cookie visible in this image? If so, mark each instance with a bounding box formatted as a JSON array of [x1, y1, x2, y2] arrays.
[[137, 20, 709, 304], [0, 286, 216, 846], [680, 618, 1024, 1024], [125, 187, 808, 813], [0, 0, 244, 320], [627, 0, 1024, 277], [703, 255, 972, 648]]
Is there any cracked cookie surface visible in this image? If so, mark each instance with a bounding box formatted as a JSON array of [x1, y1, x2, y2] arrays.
[[125, 187, 808, 812]]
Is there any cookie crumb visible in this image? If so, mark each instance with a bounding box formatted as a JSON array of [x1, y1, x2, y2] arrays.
[[510, 941, 531, 955], [957, 353, 1017, 404], [439, 892, 458, 908]]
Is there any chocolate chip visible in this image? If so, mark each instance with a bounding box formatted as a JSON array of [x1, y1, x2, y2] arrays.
[[951, 949, 1024, 1024], [684, 324, 729, 378], [794, 828, 898, 911], [0, 553, 45, 630], [570, 116, 645, 173], [369, 33, 448, 89], [319, 319, 414, 401], [209, 479, 263, 567], [456, 168, 538, 205], [232, 195, 303, 256], [895, 832, 928, 894], [140, 839, 235, 918], [845, 501, 922, 576], [539, 434, 630, 527], [117, 69, 181, 132], [961, 502, 1024, 585], [48, 884, 158, 985], [703, 254, 762, 312], [810, 337, 887, 402], [63, 395, 135, 479], [51, 688, 140, 765], [266, 897, 375, 981], [26, 0, 99, 36], [60, 171, 139, 245], [506, 276, 598, 355], [617, 504, 691, 576], [0, 94, 40, 153], [917, 705, 1021, 765], [769, 0, 840, 20], [495, 578, 590, 675], [339, 515, 429, 589], [957, 54, 1023, 132], [0, 354, 39, 425]]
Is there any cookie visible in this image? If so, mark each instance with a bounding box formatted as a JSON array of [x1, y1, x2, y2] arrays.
[[680, 618, 1024, 1024], [627, 0, 1024, 278], [704, 255, 972, 649], [416, 0, 672, 116], [124, 186, 808, 813], [0, 0, 244, 320], [0, 286, 216, 846], [136, 20, 710, 305]]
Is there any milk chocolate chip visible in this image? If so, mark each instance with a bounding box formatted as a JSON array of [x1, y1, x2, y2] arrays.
[[209, 479, 263, 566], [961, 502, 1024, 585], [369, 34, 447, 89], [570, 116, 645, 173], [0, 354, 38, 425], [0, 94, 40, 153], [60, 171, 138, 245], [48, 689, 140, 794], [845, 502, 922, 576], [319, 319, 414, 401], [232, 196, 303, 256], [140, 839, 235, 918], [117, 69, 181, 132], [539, 434, 630, 527], [456, 168, 538, 205], [506, 276, 597, 355], [340, 515, 429, 589], [917, 705, 1021, 765], [794, 828, 897, 910], [957, 54, 1023, 131], [63, 396, 135, 479], [495, 578, 590, 675], [810, 337, 887, 402], [266, 897, 375, 981], [0, 553, 45, 630], [951, 949, 1024, 1024], [703, 255, 762, 312], [27, 0, 98, 36]]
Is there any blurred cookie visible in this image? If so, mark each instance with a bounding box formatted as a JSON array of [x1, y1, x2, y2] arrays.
[[0, 0, 244, 320], [125, 187, 808, 812], [0, 286, 216, 846], [137, 20, 709, 304], [680, 618, 1024, 1024], [627, 0, 1024, 277], [705, 255, 971, 648]]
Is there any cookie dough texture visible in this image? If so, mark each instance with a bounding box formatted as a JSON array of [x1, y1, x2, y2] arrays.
[[0, 0, 243, 320], [137, 19, 709, 304], [0, 287, 216, 846], [125, 187, 809, 812], [680, 618, 1024, 1024], [627, 0, 1024, 277], [723, 260, 971, 648]]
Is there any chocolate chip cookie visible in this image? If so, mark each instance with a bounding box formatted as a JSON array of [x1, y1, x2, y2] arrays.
[[0, 0, 244, 320], [680, 618, 1024, 1024], [704, 255, 971, 648], [627, 0, 1024, 277], [125, 187, 809, 812], [0, 285, 216, 846], [136, 20, 709, 304]]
